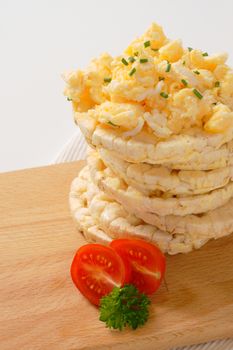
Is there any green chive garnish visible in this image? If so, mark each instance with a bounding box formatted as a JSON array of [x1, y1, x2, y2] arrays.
[[67, 97, 72, 101], [121, 58, 128, 66], [134, 52, 139, 56], [193, 88, 203, 99], [181, 79, 188, 86], [188, 47, 193, 52], [104, 77, 112, 83], [140, 58, 148, 63], [151, 48, 159, 52], [166, 63, 171, 72], [129, 67, 136, 76], [108, 121, 118, 127], [144, 40, 151, 48], [160, 92, 169, 99], [215, 81, 220, 87], [202, 52, 208, 56], [193, 70, 200, 75], [159, 76, 165, 81], [128, 56, 136, 63]]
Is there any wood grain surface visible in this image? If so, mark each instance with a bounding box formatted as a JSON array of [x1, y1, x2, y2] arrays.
[[0, 162, 233, 350]]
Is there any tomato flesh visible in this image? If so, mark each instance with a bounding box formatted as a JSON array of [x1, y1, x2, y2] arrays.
[[110, 239, 166, 295], [71, 244, 131, 305]]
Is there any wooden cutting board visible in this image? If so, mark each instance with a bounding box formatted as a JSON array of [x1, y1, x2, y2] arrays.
[[0, 162, 233, 350]]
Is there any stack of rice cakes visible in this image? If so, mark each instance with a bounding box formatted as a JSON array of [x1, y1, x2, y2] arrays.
[[66, 23, 233, 254]]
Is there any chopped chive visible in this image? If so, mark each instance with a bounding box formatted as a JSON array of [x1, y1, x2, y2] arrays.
[[134, 52, 139, 56], [144, 40, 151, 48], [121, 58, 128, 66], [215, 81, 220, 87], [193, 88, 203, 99], [140, 58, 148, 63], [159, 76, 165, 81], [160, 92, 169, 99], [151, 48, 159, 52], [107, 121, 118, 127], [202, 52, 208, 56], [128, 56, 136, 63], [188, 47, 193, 52], [181, 79, 188, 86], [166, 62, 171, 72], [193, 70, 200, 75], [67, 97, 72, 101], [104, 77, 112, 83], [182, 61, 186, 65], [129, 67, 136, 76]]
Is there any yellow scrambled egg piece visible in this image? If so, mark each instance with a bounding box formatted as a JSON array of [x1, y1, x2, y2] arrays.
[[92, 101, 145, 130], [159, 40, 184, 63], [64, 23, 233, 137], [124, 22, 167, 56], [204, 104, 233, 133], [64, 53, 112, 112]]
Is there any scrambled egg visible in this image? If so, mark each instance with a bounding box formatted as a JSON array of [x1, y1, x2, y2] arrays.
[[64, 23, 233, 137], [63, 53, 112, 112], [92, 101, 145, 130]]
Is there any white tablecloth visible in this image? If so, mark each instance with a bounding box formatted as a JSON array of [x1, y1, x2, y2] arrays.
[[54, 130, 233, 350]]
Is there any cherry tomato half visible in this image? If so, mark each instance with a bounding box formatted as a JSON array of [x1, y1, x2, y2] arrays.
[[71, 244, 131, 305], [110, 239, 166, 295]]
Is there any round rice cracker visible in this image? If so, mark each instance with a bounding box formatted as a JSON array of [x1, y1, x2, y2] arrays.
[[99, 148, 233, 196], [131, 202, 233, 240], [69, 166, 225, 255], [75, 113, 233, 170], [88, 151, 233, 216]]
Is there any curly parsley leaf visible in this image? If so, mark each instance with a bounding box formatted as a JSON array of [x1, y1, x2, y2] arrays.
[[99, 284, 151, 331]]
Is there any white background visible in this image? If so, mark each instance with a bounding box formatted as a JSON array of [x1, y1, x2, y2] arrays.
[[0, 0, 233, 172]]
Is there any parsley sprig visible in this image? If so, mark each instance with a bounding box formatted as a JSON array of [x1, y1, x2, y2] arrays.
[[99, 284, 151, 330]]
